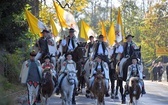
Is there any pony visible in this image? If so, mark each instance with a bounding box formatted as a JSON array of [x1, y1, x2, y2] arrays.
[[91, 70, 106, 105], [116, 46, 142, 104], [60, 71, 78, 105], [41, 69, 56, 105], [128, 77, 141, 105]]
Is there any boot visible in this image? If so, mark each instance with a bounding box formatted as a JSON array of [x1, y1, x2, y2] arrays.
[[124, 85, 129, 95], [55, 87, 60, 95], [105, 91, 110, 97], [142, 87, 146, 94]]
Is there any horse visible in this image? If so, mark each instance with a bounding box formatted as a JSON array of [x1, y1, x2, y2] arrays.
[[91, 70, 106, 105], [71, 42, 87, 92], [41, 69, 56, 105], [116, 47, 142, 104], [60, 71, 78, 105], [128, 77, 141, 105]]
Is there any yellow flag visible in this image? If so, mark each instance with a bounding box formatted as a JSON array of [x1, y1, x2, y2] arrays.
[[80, 20, 95, 41], [53, 1, 79, 37], [53, 2, 68, 28], [108, 22, 116, 46], [25, 9, 47, 35], [101, 21, 107, 41], [116, 7, 124, 42], [50, 16, 58, 37]]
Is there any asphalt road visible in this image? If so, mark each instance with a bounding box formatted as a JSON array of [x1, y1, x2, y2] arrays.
[[44, 80, 168, 105]]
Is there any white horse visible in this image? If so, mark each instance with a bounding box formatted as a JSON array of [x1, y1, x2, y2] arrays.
[[60, 71, 78, 105]]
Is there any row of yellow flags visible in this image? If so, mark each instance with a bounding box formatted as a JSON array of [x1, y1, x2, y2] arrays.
[[25, 1, 123, 46]]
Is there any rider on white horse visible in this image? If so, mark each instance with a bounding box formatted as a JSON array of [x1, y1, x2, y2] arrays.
[[119, 34, 138, 78], [125, 56, 146, 95], [89, 55, 110, 97], [41, 55, 57, 86], [56, 53, 78, 93]]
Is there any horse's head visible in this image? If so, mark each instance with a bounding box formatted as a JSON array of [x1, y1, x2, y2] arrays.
[[74, 42, 87, 58], [42, 70, 52, 85], [94, 70, 104, 90], [67, 71, 77, 85], [130, 77, 140, 95]]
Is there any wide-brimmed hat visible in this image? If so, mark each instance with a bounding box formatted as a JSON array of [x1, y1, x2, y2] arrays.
[[41, 29, 49, 33], [69, 28, 75, 33], [30, 51, 36, 56], [125, 34, 134, 39]]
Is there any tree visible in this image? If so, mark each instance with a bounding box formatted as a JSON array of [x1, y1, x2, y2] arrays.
[[0, 0, 28, 53]]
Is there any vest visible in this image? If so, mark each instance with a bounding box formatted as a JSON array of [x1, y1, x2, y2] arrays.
[[124, 42, 134, 57], [95, 62, 104, 72], [95, 42, 106, 57], [38, 37, 48, 54], [131, 65, 139, 77]]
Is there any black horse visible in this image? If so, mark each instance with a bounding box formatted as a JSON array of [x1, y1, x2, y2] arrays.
[[114, 47, 142, 104]]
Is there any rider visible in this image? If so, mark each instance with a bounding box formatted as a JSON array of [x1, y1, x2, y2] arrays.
[[110, 40, 124, 71], [20, 51, 42, 105], [118, 34, 138, 78], [41, 55, 57, 86], [85, 36, 95, 57], [93, 34, 109, 63], [61, 28, 78, 55], [47, 33, 57, 67], [89, 55, 110, 97], [125, 56, 146, 94], [35, 29, 49, 60], [56, 53, 78, 93]]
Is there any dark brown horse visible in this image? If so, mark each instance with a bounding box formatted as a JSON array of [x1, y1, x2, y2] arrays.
[[71, 42, 87, 91], [91, 70, 106, 105], [129, 77, 141, 105], [41, 69, 56, 105]]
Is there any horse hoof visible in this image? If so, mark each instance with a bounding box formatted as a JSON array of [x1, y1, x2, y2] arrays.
[[72, 101, 76, 105], [121, 100, 126, 104], [111, 95, 114, 99]]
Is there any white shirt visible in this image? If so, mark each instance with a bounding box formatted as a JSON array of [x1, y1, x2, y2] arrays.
[[113, 44, 124, 54], [48, 45, 57, 56], [61, 37, 78, 51], [97, 42, 108, 55]]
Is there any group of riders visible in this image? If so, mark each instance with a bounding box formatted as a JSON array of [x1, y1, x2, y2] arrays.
[[20, 28, 146, 105]]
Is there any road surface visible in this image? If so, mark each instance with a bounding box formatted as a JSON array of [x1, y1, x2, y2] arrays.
[[43, 80, 168, 105]]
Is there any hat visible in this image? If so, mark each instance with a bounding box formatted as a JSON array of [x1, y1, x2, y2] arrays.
[[69, 28, 75, 33], [98, 34, 104, 39], [30, 51, 36, 56], [44, 55, 50, 60], [41, 29, 49, 33], [125, 34, 134, 39], [65, 52, 72, 58]]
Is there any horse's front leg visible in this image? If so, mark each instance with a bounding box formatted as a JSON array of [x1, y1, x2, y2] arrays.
[[62, 91, 67, 105]]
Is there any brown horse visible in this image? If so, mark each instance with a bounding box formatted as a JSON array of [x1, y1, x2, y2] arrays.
[[129, 77, 141, 105], [41, 69, 56, 105], [91, 70, 106, 105]]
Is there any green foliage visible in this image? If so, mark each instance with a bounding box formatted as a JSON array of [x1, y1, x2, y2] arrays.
[[0, 0, 28, 53]]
